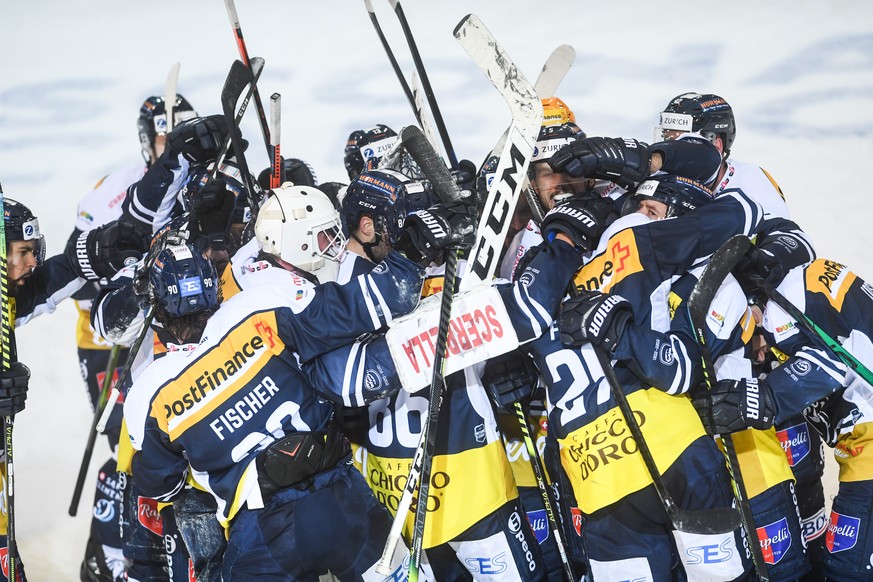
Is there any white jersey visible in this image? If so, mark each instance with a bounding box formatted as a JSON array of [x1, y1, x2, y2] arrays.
[[75, 163, 146, 233], [715, 157, 789, 220]]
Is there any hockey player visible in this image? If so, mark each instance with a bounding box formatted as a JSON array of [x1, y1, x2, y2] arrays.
[[343, 124, 400, 181], [655, 91, 826, 574], [126, 187, 473, 580], [695, 255, 873, 582], [72, 93, 197, 582], [512, 176, 770, 580]]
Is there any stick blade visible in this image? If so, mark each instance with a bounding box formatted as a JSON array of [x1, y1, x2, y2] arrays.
[[671, 505, 743, 535], [400, 125, 460, 203], [687, 235, 752, 328]]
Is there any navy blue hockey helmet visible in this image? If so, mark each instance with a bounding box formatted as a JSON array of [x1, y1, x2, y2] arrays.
[[341, 169, 437, 247], [657, 93, 736, 156], [624, 174, 715, 218], [343, 125, 399, 180], [149, 242, 218, 318], [3, 198, 45, 265]]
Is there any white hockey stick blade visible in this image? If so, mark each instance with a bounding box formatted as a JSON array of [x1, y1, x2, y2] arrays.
[[269, 93, 281, 149], [535, 44, 575, 98], [454, 14, 543, 292], [164, 62, 180, 134], [486, 44, 575, 161]]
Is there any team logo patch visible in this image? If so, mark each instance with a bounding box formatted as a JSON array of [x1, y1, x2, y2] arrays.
[[826, 511, 860, 553], [658, 343, 675, 366], [789, 359, 811, 377], [179, 276, 202, 297], [518, 270, 535, 287], [526, 509, 550, 544], [570, 507, 583, 536], [93, 499, 115, 523], [363, 370, 382, 391], [776, 423, 811, 466], [757, 517, 791, 565]]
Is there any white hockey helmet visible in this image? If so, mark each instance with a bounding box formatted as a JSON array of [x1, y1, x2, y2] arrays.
[[255, 184, 346, 283]]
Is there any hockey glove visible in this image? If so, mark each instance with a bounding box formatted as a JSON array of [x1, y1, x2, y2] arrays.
[[67, 219, 148, 281], [692, 377, 777, 436], [394, 200, 476, 265], [167, 115, 229, 164], [482, 350, 540, 409], [559, 290, 633, 353], [540, 195, 617, 252], [548, 137, 652, 190], [451, 159, 478, 197], [0, 362, 30, 416], [189, 177, 236, 238]]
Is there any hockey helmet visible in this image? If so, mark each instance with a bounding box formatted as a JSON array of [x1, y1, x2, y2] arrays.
[[149, 242, 218, 318], [255, 184, 346, 283], [623, 174, 715, 219], [343, 124, 399, 180], [3, 198, 45, 265], [137, 94, 197, 164], [656, 93, 736, 155]]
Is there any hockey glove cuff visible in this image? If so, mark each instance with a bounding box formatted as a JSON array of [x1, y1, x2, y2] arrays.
[[540, 195, 617, 252], [67, 219, 148, 281], [692, 377, 777, 436]]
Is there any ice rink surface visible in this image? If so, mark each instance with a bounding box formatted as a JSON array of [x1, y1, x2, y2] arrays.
[[1, 0, 872, 576]]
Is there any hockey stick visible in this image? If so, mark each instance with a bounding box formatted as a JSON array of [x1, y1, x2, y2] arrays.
[[164, 62, 180, 135], [211, 58, 265, 221], [454, 14, 544, 293], [513, 400, 577, 580], [743, 272, 873, 386], [410, 72, 441, 156], [592, 345, 742, 534], [223, 0, 272, 159], [686, 235, 770, 580], [68, 343, 123, 516], [373, 126, 463, 578], [0, 183, 18, 581], [269, 93, 282, 188], [386, 0, 459, 170], [363, 0, 418, 121]]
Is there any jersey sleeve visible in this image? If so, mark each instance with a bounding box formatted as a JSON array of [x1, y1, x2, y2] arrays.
[[131, 416, 189, 502], [650, 136, 722, 184], [14, 253, 87, 327], [122, 151, 189, 234]]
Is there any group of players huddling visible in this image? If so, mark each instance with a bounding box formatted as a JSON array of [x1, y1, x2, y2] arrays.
[[0, 44, 869, 582]]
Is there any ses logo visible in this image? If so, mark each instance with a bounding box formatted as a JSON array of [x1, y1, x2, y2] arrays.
[[179, 276, 203, 297], [757, 518, 791, 565], [464, 552, 508, 575], [685, 538, 734, 564]]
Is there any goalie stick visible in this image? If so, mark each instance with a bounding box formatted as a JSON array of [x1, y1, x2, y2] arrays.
[[375, 125, 462, 577], [686, 235, 771, 580], [164, 63, 180, 134], [454, 14, 544, 293]]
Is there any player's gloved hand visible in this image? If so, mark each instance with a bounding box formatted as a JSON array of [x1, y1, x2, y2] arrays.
[[540, 195, 617, 252], [559, 290, 633, 353], [0, 362, 30, 416], [167, 115, 228, 164], [451, 159, 478, 197], [395, 200, 476, 265], [482, 350, 540, 409], [549, 137, 651, 190], [67, 219, 148, 280], [692, 377, 777, 436], [189, 177, 235, 238]]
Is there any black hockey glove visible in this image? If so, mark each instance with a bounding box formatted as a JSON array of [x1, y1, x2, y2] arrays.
[[0, 362, 30, 417], [394, 200, 476, 265], [559, 290, 633, 353], [67, 219, 148, 281], [482, 350, 540, 409], [540, 195, 617, 252], [692, 377, 777, 436], [549, 137, 651, 190], [451, 159, 478, 197], [167, 115, 229, 164], [189, 177, 236, 238]]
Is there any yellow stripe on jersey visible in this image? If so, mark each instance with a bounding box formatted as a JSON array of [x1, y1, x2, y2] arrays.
[[422, 275, 444, 298], [805, 259, 857, 312], [117, 419, 134, 474], [559, 388, 705, 514], [151, 312, 282, 440], [834, 422, 873, 482], [760, 168, 786, 201], [740, 306, 756, 345], [724, 428, 794, 498], [573, 228, 644, 293], [365, 440, 517, 548], [218, 261, 243, 303]]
